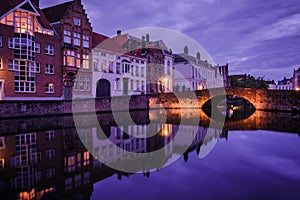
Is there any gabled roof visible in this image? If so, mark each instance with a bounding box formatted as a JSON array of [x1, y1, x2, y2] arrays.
[[42, 1, 73, 23], [93, 32, 127, 54], [92, 32, 109, 49], [0, 0, 52, 30], [113, 34, 129, 46]]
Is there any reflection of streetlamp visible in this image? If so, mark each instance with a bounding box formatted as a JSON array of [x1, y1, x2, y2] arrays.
[[296, 87, 300, 91]]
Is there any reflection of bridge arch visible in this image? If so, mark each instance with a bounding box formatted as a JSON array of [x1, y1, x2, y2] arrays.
[[96, 79, 111, 98]]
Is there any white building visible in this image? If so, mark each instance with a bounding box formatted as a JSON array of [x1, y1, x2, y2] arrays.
[[173, 47, 226, 92], [277, 77, 293, 90], [91, 33, 147, 97]]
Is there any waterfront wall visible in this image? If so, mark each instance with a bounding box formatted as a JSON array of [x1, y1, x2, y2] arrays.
[[0, 87, 299, 119]]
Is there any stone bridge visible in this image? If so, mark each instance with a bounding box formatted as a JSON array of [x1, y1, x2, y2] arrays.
[[150, 87, 300, 112]]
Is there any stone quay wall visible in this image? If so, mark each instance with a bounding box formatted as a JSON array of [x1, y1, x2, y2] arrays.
[[0, 87, 299, 119]]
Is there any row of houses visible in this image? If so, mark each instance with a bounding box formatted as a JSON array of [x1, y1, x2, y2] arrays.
[[268, 68, 300, 91], [0, 0, 229, 101]]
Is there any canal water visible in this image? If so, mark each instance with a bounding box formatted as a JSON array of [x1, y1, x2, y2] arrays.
[[0, 110, 299, 200]]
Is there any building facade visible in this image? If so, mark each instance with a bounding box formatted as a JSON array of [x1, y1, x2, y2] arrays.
[[277, 77, 293, 90], [91, 33, 147, 98], [0, 0, 62, 100], [42, 0, 93, 99], [173, 47, 227, 92], [292, 67, 300, 91]]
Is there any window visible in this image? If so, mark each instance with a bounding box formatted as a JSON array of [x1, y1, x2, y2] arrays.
[[35, 63, 40, 73], [115, 78, 121, 90], [8, 38, 13, 48], [46, 130, 55, 141], [64, 50, 75, 66], [101, 60, 106, 72], [101, 52, 106, 57], [45, 83, 54, 93], [141, 81, 144, 91], [45, 44, 54, 55], [78, 75, 90, 91], [0, 58, 2, 69], [74, 32, 80, 46], [74, 17, 81, 26], [66, 155, 76, 172], [46, 168, 55, 179], [76, 53, 81, 68], [131, 65, 134, 76], [46, 149, 55, 159], [64, 30, 71, 44], [83, 151, 90, 166], [130, 79, 134, 90], [83, 54, 89, 69], [0, 137, 5, 149], [136, 80, 139, 90], [93, 58, 98, 71], [84, 172, 90, 184], [77, 153, 81, 167], [109, 61, 113, 73], [83, 34, 89, 48], [75, 175, 82, 187], [0, 36, 2, 47], [45, 64, 54, 74], [116, 62, 121, 73], [33, 43, 40, 54], [135, 66, 139, 76], [65, 178, 72, 191], [141, 67, 144, 77], [14, 61, 36, 92]]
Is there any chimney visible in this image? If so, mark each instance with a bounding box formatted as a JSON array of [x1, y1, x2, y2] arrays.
[[117, 30, 122, 36], [31, 0, 40, 7], [184, 46, 189, 54]]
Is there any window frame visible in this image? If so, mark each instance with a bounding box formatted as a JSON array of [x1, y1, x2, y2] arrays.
[[45, 44, 54, 55], [45, 64, 54, 74]]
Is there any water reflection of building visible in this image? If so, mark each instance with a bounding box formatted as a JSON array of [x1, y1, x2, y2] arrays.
[[0, 123, 228, 198], [0, 129, 94, 200]]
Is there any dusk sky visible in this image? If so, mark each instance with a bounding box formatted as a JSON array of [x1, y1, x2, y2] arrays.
[[42, 0, 300, 81]]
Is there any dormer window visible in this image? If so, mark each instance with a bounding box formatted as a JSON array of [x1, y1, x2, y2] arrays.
[[74, 17, 81, 26]]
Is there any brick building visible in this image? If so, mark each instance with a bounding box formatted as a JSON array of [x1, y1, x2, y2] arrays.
[[42, 0, 93, 99], [0, 0, 62, 100]]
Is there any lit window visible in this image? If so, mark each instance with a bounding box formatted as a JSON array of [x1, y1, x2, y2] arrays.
[[108, 61, 114, 73], [45, 44, 54, 55], [83, 34, 89, 48], [66, 155, 76, 172], [45, 64, 54, 74], [76, 53, 81, 68], [0, 36, 2, 47], [64, 50, 75, 66], [64, 30, 71, 44], [46, 149, 55, 159], [83, 54, 89, 69], [83, 151, 90, 166], [35, 42, 40, 53], [74, 17, 81, 26], [101, 60, 106, 72], [93, 59, 98, 71], [45, 83, 54, 93], [74, 32, 80, 46]]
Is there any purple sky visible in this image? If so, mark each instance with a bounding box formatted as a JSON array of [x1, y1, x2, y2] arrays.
[[41, 0, 300, 81]]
